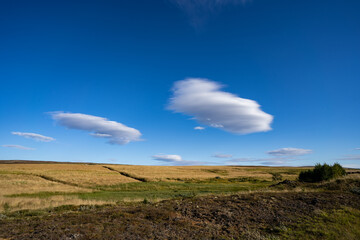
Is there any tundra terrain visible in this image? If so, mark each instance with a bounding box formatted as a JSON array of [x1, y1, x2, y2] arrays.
[[0, 161, 359, 239]]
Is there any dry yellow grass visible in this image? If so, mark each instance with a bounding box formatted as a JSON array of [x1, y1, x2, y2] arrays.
[[0, 173, 89, 195], [0, 162, 330, 213], [0, 163, 138, 212], [0, 164, 138, 187], [104, 165, 309, 181], [0, 171, 101, 212], [0, 195, 115, 212]]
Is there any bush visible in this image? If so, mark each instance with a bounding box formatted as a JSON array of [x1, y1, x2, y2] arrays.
[[332, 163, 347, 178], [299, 163, 346, 182], [271, 172, 283, 182]]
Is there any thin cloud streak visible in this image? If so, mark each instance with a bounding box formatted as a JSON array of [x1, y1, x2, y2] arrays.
[[152, 154, 183, 162], [2, 145, 35, 150], [226, 157, 295, 166], [225, 147, 313, 166], [267, 148, 312, 156], [50, 112, 142, 145], [152, 154, 207, 165], [337, 155, 360, 161], [12, 132, 55, 142], [168, 78, 273, 134], [213, 154, 233, 158]]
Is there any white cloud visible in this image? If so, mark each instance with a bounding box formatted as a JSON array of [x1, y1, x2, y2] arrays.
[[11, 132, 55, 142], [337, 155, 360, 161], [260, 160, 287, 166], [342, 163, 360, 168], [90, 133, 112, 138], [168, 0, 250, 27], [225, 147, 313, 166], [50, 112, 142, 145], [152, 154, 183, 162], [168, 78, 273, 134], [152, 154, 206, 165], [213, 154, 233, 158], [194, 126, 205, 130], [225, 157, 253, 163], [225, 157, 297, 166], [267, 148, 312, 156], [2, 145, 35, 150]]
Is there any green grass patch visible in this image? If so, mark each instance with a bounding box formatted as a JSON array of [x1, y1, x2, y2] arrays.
[[6, 180, 271, 202], [276, 207, 360, 239]]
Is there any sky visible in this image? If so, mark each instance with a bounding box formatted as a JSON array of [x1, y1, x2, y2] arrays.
[[0, 0, 359, 167]]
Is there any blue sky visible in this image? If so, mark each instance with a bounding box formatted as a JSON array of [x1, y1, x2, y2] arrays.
[[1, 0, 359, 167]]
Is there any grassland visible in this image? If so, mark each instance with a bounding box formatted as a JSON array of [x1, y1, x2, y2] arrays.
[[0, 161, 311, 212], [0, 161, 359, 239], [103, 164, 307, 182]]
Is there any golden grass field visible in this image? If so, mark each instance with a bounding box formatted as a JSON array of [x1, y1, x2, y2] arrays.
[[104, 164, 309, 182], [1, 162, 357, 213]]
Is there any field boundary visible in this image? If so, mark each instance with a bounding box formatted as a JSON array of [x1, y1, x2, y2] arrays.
[[4, 171, 94, 190], [34, 174, 88, 188], [102, 166, 147, 182]]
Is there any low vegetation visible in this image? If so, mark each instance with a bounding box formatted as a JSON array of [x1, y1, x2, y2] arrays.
[[0, 161, 359, 239], [1, 184, 359, 239], [299, 163, 347, 182], [0, 162, 309, 212]]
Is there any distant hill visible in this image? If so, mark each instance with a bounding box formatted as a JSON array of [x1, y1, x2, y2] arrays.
[[0, 160, 91, 164]]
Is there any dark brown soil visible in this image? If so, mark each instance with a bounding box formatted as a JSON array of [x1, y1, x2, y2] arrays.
[[1, 191, 359, 240]]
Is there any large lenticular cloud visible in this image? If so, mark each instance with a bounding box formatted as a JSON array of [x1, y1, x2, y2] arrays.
[[50, 112, 142, 145], [168, 78, 273, 134]]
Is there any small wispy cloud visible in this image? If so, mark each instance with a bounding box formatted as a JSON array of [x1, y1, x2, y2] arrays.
[[225, 157, 290, 166], [168, 0, 251, 28], [152, 154, 183, 162], [260, 159, 288, 166], [12, 132, 55, 142], [355, 148, 360, 150], [225, 147, 312, 166], [50, 112, 142, 145], [337, 155, 360, 161], [267, 148, 312, 156], [226, 157, 252, 163], [194, 126, 205, 130], [213, 154, 233, 158], [152, 154, 205, 165], [2, 145, 35, 150], [168, 78, 273, 135]]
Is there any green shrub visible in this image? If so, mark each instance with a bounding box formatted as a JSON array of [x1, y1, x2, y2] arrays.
[[332, 163, 347, 178], [299, 163, 346, 182]]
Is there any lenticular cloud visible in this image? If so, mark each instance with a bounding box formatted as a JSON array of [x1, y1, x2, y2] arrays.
[[11, 132, 55, 142], [50, 112, 142, 145], [168, 78, 273, 134], [152, 154, 183, 162]]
